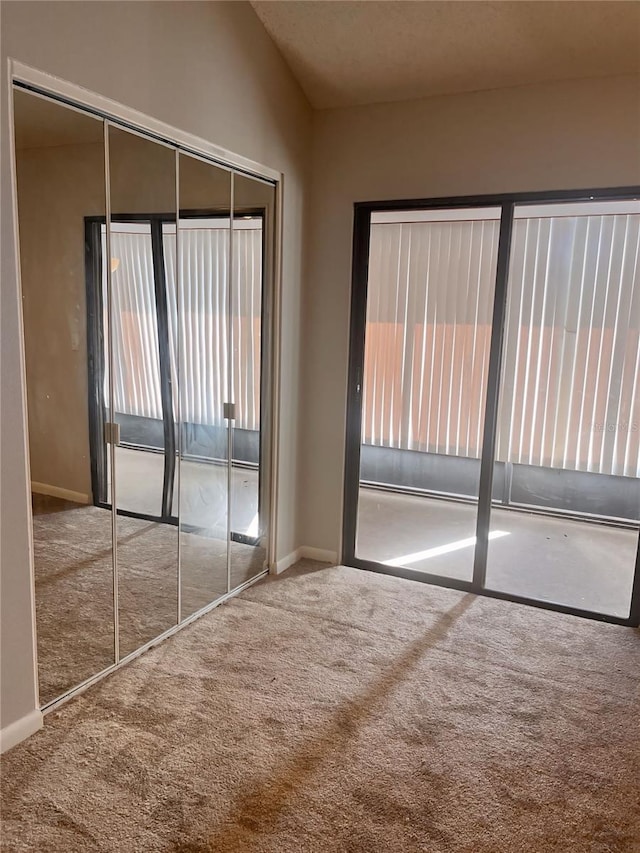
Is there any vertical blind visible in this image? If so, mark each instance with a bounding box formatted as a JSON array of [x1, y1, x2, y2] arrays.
[[363, 205, 640, 478], [104, 224, 162, 421], [104, 218, 263, 432], [363, 215, 500, 458], [496, 212, 639, 478]]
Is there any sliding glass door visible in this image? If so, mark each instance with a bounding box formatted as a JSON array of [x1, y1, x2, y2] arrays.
[[353, 207, 501, 582], [106, 219, 175, 520], [344, 191, 640, 625], [486, 200, 640, 618]]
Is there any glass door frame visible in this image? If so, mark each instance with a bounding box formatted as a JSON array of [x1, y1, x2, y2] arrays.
[[86, 212, 179, 525], [343, 187, 640, 627]]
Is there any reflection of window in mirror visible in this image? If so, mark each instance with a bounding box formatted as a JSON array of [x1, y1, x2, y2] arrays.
[[84, 213, 265, 530]]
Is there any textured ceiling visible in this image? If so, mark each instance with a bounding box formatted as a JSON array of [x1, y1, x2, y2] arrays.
[[250, 0, 640, 109]]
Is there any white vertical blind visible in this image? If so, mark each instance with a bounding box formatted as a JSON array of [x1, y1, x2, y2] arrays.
[[363, 206, 640, 478], [232, 226, 262, 432], [496, 212, 640, 477], [362, 216, 500, 457]]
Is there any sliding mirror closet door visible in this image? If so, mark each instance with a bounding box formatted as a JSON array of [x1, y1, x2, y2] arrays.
[[229, 174, 275, 583], [176, 153, 232, 619], [107, 126, 179, 656], [13, 90, 116, 703], [486, 199, 640, 618], [352, 207, 501, 581]]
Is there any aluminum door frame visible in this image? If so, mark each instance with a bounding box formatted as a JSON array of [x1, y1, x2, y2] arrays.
[[342, 187, 640, 627]]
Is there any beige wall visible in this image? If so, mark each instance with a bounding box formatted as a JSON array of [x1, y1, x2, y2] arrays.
[[1, 0, 311, 734], [300, 74, 640, 553]]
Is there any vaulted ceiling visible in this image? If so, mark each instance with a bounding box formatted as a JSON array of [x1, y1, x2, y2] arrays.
[[250, 1, 640, 109]]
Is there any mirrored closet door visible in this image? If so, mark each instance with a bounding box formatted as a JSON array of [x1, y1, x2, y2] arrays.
[[229, 174, 276, 585], [176, 152, 232, 618], [107, 125, 180, 658], [14, 90, 116, 705], [13, 85, 275, 707]]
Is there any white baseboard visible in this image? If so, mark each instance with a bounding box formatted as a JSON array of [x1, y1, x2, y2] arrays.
[[0, 708, 43, 754], [31, 482, 90, 504], [299, 546, 339, 564], [271, 548, 301, 575], [271, 546, 338, 575]]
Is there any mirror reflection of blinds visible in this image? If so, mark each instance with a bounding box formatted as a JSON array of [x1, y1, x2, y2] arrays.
[[102, 220, 262, 432]]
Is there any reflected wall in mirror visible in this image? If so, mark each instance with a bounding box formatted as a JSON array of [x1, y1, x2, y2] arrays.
[[13, 89, 115, 703], [230, 174, 276, 583], [175, 153, 232, 618], [105, 126, 179, 656]]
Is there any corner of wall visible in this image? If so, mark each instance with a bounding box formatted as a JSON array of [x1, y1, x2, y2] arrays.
[[271, 546, 338, 575]]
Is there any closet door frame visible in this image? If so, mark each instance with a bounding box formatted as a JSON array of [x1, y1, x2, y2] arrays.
[[342, 187, 640, 628], [10, 62, 282, 715]]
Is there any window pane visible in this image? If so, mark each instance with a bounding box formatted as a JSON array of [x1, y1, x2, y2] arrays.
[[355, 207, 501, 580], [486, 199, 640, 617]]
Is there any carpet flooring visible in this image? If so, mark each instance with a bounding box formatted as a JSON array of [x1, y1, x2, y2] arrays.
[[2, 561, 639, 852]]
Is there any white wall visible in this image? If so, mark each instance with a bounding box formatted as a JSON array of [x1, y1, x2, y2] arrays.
[[1, 0, 311, 736], [300, 74, 640, 553]]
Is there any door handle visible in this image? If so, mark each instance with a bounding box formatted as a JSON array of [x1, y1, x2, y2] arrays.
[[104, 421, 120, 445]]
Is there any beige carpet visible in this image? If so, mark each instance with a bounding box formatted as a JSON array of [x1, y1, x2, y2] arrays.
[[2, 561, 639, 852]]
